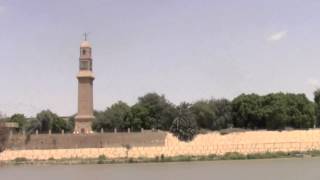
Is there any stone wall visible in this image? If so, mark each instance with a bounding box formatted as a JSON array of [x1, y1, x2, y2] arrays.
[[2, 130, 320, 161], [6, 132, 166, 150]]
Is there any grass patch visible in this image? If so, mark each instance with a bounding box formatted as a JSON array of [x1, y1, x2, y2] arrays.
[[221, 152, 246, 160], [97, 155, 107, 164], [247, 152, 287, 159], [14, 157, 28, 162], [307, 150, 320, 157], [219, 128, 247, 135], [5, 149, 320, 166]]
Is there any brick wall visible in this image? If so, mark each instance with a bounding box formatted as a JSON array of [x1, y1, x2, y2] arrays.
[[2, 130, 320, 161], [6, 132, 167, 150]]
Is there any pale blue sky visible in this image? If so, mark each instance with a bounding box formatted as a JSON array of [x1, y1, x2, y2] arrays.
[[1, 0, 320, 117]]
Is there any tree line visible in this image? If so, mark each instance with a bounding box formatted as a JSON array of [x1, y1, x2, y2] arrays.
[[1, 91, 320, 141]]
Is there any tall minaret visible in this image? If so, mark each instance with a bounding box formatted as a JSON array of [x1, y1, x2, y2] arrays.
[[74, 37, 95, 134]]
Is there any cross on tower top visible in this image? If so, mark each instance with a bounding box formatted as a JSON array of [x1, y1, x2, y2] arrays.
[[83, 32, 89, 41]]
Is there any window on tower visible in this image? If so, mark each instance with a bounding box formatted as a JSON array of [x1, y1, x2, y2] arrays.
[[82, 49, 86, 55], [80, 61, 90, 70]]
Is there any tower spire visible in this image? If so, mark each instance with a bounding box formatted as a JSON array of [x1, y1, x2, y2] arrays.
[[83, 32, 89, 41]]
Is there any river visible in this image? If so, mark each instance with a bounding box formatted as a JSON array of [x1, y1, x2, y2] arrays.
[[1, 158, 319, 180]]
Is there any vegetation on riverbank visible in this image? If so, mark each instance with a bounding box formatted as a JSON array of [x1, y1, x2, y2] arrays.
[[2, 91, 320, 142], [2, 150, 320, 166]]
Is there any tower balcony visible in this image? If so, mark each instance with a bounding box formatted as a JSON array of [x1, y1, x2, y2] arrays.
[[77, 70, 95, 79]]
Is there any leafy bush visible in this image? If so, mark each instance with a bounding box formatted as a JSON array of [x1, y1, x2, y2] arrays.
[[170, 103, 198, 141], [97, 155, 107, 164]]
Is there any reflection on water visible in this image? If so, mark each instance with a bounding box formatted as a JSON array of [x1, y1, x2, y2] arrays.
[[0, 158, 319, 180]]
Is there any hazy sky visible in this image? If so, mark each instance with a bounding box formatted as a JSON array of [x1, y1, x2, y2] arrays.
[[1, 0, 320, 117]]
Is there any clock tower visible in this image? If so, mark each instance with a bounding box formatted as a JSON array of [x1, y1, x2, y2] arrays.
[[74, 38, 95, 134]]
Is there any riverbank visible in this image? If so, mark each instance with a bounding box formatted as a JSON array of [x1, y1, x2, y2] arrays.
[[3, 130, 320, 166], [4, 130, 320, 162], [2, 150, 320, 166]]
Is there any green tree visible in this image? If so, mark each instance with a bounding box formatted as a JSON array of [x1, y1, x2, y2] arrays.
[[127, 104, 148, 130], [263, 93, 289, 130], [66, 115, 75, 132], [51, 117, 68, 133], [212, 99, 233, 130], [170, 103, 198, 141], [191, 99, 233, 130], [25, 118, 40, 133], [8, 114, 27, 132], [92, 110, 110, 131], [93, 101, 131, 132], [36, 110, 69, 133], [191, 100, 216, 129], [263, 93, 315, 129], [232, 93, 315, 130], [314, 89, 320, 127], [107, 101, 131, 130], [286, 93, 315, 129], [231, 94, 264, 129], [131, 93, 177, 130]]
